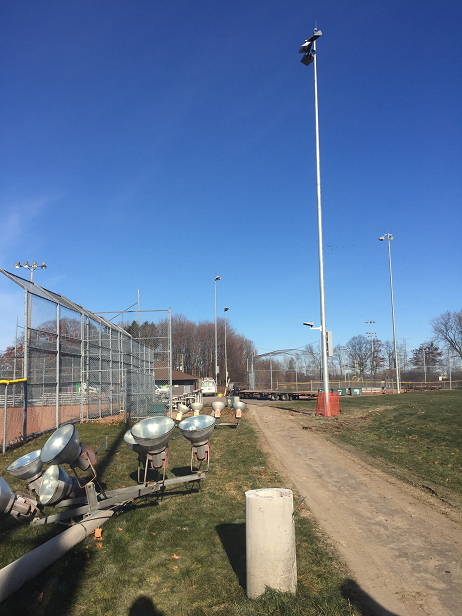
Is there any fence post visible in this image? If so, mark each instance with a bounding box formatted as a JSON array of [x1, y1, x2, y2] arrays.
[[3, 384, 7, 454]]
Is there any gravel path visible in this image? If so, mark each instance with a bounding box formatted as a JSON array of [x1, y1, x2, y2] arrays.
[[250, 404, 462, 616]]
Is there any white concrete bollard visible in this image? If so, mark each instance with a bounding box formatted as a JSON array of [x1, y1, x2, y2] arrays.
[[245, 487, 297, 599]]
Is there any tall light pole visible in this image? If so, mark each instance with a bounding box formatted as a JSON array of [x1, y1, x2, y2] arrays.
[[224, 306, 229, 390], [214, 276, 220, 388], [365, 321, 376, 378], [379, 234, 401, 393], [299, 28, 330, 414]]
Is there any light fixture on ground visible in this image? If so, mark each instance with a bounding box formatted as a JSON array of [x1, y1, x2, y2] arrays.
[[190, 401, 204, 416], [233, 399, 246, 419], [39, 465, 81, 506], [176, 402, 189, 421], [40, 424, 96, 483], [211, 400, 225, 418], [0, 476, 38, 519], [379, 233, 401, 393], [299, 27, 331, 414], [178, 415, 216, 470], [6, 450, 44, 494], [131, 417, 176, 483]]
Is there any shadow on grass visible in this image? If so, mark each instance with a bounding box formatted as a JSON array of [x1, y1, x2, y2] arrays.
[[216, 523, 246, 590], [129, 595, 165, 615], [340, 579, 400, 616], [93, 423, 128, 490]]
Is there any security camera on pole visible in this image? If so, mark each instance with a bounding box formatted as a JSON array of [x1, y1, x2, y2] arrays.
[[299, 29, 330, 414]]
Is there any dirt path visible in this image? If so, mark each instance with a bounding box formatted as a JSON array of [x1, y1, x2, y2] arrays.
[[249, 404, 462, 616]]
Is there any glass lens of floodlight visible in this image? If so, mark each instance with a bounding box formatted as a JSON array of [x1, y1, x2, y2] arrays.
[[40, 424, 80, 465], [39, 465, 73, 505], [0, 477, 13, 513], [6, 450, 43, 480]]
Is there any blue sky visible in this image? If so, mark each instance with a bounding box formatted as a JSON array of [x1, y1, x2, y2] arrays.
[[1, 0, 461, 356]]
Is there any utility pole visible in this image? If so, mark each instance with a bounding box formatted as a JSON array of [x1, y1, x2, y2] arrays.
[[366, 321, 376, 377]]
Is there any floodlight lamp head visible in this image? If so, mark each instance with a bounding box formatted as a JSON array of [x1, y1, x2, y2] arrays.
[[379, 235, 385, 241], [31, 261, 38, 268], [215, 275, 221, 281], [303, 322, 314, 328], [298, 40, 312, 54], [40, 424, 92, 471], [131, 417, 176, 454], [14, 262, 20, 269], [39, 465, 76, 506], [23, 261, 29, 268], [300, 52, 315, 67], [178, 415, 216, 447], [7, 450, 43, 483], [41, 262, 47, 269], [307, 29, 322, 43], [224, 307, 229, 312]]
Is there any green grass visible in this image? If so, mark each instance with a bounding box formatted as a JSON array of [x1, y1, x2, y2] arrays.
[[0, 410, 359, 616], [273, 390, 462, 509]]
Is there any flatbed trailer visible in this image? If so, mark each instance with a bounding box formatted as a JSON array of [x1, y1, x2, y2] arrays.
[[237, 389, 318, 401]]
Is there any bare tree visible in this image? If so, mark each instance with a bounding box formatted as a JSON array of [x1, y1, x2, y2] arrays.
[[431, 309, 462, 360], [346, 335, 370, 377]]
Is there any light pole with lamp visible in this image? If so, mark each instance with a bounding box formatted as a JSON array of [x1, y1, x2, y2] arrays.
[[379, 234, 401, 393], [299, 28, 330, 413], [14, 261, 47, 282], [214, 276, 220, 390], [224, 307, 229, 392], [13, 261, 47, 437], [365, 321, 376, 379]]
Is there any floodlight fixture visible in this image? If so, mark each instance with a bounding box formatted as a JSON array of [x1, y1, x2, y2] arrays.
[[13, 260, 47, 281], [178, 415, 216, 468], [0, 476, 38, 519], [211, 400, 225, 418], [7, 449, 44, 493], [176, 403, 189, 421], [224, 306, 229, 312], [40, 424, 94, 471], [14, 262, 20, 269], [190, 402, 204, 416], [233, 400, 246, 419], [39, 465, 77, 506], [23, 261, 29, 268], [215, 275, 221, 281], [131, 417, 175, 478], [303, 322, 314, 328]]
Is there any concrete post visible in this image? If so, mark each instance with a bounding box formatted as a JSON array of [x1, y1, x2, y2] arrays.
[[245, 488, 297, 598]]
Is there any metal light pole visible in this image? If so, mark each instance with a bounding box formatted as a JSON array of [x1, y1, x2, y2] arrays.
[[379, 234, 401, 393], [422, 344, 427, 385], [299, 28, 330, 413], [224, 307, 229, 390], [214, 276, 220, 388], [365, 321, 376, 378]]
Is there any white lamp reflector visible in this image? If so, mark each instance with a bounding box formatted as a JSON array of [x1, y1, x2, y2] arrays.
[[39, 465, 75, 506], [40, 424, 80, 466], [178, 415, 216, 447], [131, 417, 175, 453], [190, 402, 204, 412], [124, 429, 151, 455], [7, 450, 43, 482], [211, 401, 225, 412]]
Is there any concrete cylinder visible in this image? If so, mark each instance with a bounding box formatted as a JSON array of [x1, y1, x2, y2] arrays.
[[245, 488, 297, 598]]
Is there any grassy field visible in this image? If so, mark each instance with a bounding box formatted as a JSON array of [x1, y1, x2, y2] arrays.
[[0, 409, 360, 616], [272, 390, 462, 510]]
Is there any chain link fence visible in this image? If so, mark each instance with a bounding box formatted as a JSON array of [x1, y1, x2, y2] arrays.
[[0, 269, 172, 451]]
